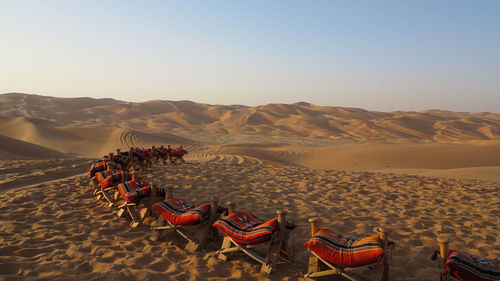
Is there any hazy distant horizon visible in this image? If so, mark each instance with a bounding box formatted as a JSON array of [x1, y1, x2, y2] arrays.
[[3, 92, 499, 114], [1, 1, 499, 113]]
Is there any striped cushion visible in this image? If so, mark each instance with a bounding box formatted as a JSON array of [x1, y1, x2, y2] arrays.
[[117, 179, 150, 203], [97, 171, 132, 188], [213, 211, 278, 245], [95, 170, 121, 183], [89, 161, 106, 178], [304, 228, 385, 267], [446, 250, 500, 281], [171, 148, 188, 158], [153, 199, 210, 226]]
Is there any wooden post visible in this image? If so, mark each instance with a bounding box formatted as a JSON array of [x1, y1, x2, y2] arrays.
[[218, 202, 235, 261], [210, 199, 218, 221], [370, 227, 390, 281], [227, 202, 236, 215], [261, 210, 289, 274], [309, 218, 320, 237], [151, 183, 158, 203], [144, 182, 158, 219], [438, 236, 450, 281], [262, 210, 290, 274], [307, 218, 321, 276], [378, 227, 389, 249], [166, 187, 174, 199], [121, 171, 126, 184], [277, 211, 290, 262], [186, 199, 219, 252], [129, 148, 135, 170]]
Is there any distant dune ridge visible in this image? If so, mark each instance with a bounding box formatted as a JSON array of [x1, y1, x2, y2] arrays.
[[1, 93, 499, 141], [1, 92, 500, 182]]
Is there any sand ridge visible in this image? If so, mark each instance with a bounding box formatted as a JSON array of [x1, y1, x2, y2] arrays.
[[1, 93, 499, 142]]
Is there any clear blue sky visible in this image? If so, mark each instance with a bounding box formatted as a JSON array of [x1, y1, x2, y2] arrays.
[[1, 0, 499, 112]]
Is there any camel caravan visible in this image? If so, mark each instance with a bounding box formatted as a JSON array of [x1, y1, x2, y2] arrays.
[[87, 146, 499, 281]]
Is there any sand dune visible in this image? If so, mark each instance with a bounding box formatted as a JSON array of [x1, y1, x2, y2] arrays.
[[0, 134, 69, 160], [1, 93, 499, 141], [181, 141, 500, 182], [297, 141, 500, 170], [0, 116, 192, 158]]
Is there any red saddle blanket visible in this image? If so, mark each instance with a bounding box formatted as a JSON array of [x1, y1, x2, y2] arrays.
[[96, 171, 132, 188], [117, 179, 150, 203], [304, 228, 385, 268], [213, 211, 278, 245], [171, 148, 188, 158], [153, 198, 212, 226], [89, 161, 106, 178], [445, 250, 500, 281]]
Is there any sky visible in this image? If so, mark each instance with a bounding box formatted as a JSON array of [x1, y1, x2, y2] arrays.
[[1, 1, 499, 112]]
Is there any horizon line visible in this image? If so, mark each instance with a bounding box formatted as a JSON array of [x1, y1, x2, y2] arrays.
[[1, 92, 498, 114]]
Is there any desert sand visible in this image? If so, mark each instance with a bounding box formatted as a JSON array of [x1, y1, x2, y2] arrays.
[[0, 93, 499, 280]]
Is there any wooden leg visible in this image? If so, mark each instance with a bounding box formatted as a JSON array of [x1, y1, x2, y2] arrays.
[[150, 216, 167, 241], [306, 218, 321, 276], [186, 200, 219, 252], [101, 188, 115, 205], [117, 207, 126, 218], [114, 190, 120, 201], [139, 207, 149, 221], [218, 236, 234, 261], [369, 263, 387, 281], [185, 223, 212, 252], [127, 205, 142, 228], [262, 210, 290, 274], [307, 255, 321, 276], [91, 178, 99, 195]]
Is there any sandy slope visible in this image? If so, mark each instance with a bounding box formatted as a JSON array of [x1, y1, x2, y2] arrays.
[[0, 161, 498, 281], [294, 141, 500, 182], [0, 135, 69, 160], [181, 141, 500, 182]]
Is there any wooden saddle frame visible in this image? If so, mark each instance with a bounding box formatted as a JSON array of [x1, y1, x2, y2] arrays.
[[149, 187, 220, 253], [215, 203, 292, 274], [116, 180, 164, 228], [304, 218, 391, 281]]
